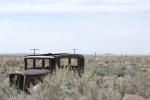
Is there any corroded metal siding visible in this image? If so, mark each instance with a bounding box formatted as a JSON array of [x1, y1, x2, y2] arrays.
[[16, 69, 50, 76]]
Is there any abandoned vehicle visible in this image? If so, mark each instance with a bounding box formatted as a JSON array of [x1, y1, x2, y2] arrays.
[[9, 53, 85, 92]]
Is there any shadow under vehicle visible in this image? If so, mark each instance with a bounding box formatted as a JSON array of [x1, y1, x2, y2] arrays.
[[9, 53, 85, 92]]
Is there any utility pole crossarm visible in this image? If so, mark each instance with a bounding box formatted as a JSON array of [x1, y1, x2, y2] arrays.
[[72, 49, 78, 54], [30, 49, 39, 55]]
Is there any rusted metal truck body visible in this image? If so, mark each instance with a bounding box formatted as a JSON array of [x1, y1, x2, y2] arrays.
[[9, 53, 85, 92]]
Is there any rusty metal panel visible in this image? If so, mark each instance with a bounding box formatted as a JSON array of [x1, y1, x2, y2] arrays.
[[15, 69, 50, 76]]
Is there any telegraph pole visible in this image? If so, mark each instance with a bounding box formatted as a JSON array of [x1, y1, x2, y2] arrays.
[[72, 49, 78, 54], [30, 49, 39, 55], [94, 52, 97, 58], [106, 52, 109, 59]]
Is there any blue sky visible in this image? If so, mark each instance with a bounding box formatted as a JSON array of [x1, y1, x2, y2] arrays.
[[0, 0, 150, 54]]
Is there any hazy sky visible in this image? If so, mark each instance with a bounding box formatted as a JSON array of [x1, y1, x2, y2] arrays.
[[0, 0, 150, 54]]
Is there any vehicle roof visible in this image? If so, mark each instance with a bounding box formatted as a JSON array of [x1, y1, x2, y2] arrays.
[[15, 69, 50, 76], [25, 53, 84, 59], [25, 56, 54, 59]]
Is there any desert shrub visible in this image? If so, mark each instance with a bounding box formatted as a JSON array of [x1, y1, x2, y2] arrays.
[[1, 56, 150, 100], [0, 83, 18, 100]]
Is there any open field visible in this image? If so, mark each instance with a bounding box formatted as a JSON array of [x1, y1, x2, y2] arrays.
[[1, 55, 150, 100]]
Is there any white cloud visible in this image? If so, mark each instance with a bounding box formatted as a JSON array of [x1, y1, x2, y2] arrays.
[[0, 0, 150, 13]]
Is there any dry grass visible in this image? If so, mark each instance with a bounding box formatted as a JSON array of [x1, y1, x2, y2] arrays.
[[1, 55, 150, 100]]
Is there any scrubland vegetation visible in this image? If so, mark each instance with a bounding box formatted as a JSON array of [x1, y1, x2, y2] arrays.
[[1, 55, 150, 100]]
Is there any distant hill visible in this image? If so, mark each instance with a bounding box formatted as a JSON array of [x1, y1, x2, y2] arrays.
[[0, 53, 32, 56]]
